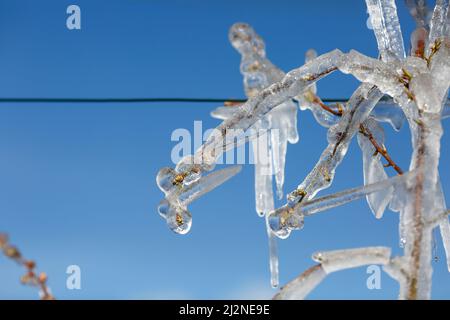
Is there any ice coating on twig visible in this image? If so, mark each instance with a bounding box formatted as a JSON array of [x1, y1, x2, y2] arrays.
[[289, 83, 384, 203], [274, 247, 392, 299], [366, 0, 406, 61], [358, 118, 393, 218], [383, 256, 410, 299], [157, 165, 242, 234], [282, 12, 406, 212], [312, 247, 391, 273], [434, 180, 450, 272], [371, 97, 450, 130], [268, 171, 415, 238], [339, 18, 449, 296], [197, 48, 342, 170], [273, 264, 326, 300], [158, 48, 342, 209]]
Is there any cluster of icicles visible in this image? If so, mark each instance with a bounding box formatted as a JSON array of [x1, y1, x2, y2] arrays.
[[157, 0, 450, 299]]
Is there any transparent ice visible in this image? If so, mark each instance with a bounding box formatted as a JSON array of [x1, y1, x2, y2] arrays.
[[156, 0, 450, 300]]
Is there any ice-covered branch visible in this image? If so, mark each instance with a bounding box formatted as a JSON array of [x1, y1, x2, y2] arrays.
[[155, 0, 450, 299], [156, 49, 343, 214], [366, 0, 406, 61], [268, 171, 415, 238], [157, 165, 242, 234], [273, 247, 392, 300]]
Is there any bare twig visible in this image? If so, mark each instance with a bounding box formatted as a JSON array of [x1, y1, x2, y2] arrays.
[[0, 233, 55, 300], [308, 91, 404, 175], [359, 123, 404, 175]]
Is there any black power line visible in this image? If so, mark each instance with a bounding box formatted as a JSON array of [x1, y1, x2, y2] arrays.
[[0, 97, 347, 104], [0, 97, 447, 105]]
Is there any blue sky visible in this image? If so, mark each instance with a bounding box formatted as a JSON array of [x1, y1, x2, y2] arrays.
[[0, 0, 449, 299]]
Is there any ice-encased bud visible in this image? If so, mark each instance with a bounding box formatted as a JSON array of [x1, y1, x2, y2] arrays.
[[229, 23, 265, 56], [156, 167, 177, 194], [410, 27, 428, 57], [268, 205, 304, 239], [166, 205, 192, 235], [305, 49, 318, 64], [175, 155, 202, 186], [287, 188, 307, 204]]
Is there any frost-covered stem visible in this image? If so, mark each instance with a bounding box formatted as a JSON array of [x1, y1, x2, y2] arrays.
[[408, 124, 427, 299], [404, 114, 443, 299], [274, 247, 392, 300]]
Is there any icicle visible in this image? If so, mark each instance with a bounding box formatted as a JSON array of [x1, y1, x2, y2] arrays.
[[265, 214, 279, 288], [371, 102, 405, 130], [365, 0, 406, 61], [434, 179, 450, 272], [357, 118, 393, 219], [444, 103, 450, 119], [229, 23, 300, 202], [269, 102, 298, 199], [252, 126, 275, 216]]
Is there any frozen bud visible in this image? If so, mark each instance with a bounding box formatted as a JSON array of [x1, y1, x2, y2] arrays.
[[287, 189, 307, 204], [0, 233, 8, 248], [410, 27, 428, 58], [4, 245, 21, 259], [20, 272, 34, 285], [268, 205, 304, 239], [156, 167, 177, 194], [305, 49, 318, 63], [229, 23, 265, 56], [24, 260, 36, 270], [175, 155, 202, 186], [166, 205, 192, 235], [38, 272, 48, 283]]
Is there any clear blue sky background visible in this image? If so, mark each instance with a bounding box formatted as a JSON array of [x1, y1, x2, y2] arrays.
[[0, 0, 449, 299]]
